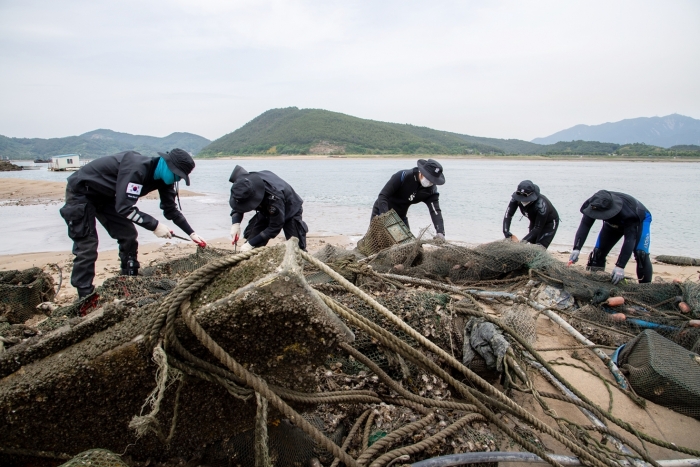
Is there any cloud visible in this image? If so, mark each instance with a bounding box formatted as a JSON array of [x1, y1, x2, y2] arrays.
[[0, 0, 699, 140]]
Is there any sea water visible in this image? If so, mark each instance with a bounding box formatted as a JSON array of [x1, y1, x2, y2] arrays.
[[1, 158, 698, 257]]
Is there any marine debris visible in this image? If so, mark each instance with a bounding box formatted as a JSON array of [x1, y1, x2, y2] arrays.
[[1, 226, 700, 467]]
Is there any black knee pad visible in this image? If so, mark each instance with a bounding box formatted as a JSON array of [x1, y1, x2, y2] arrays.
[[586, 248, 606, 272]]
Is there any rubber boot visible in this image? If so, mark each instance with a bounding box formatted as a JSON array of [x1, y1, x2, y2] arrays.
[[634, 250, 653, 283], [586, 248, 606, 273], [121, 256, 140, 276]]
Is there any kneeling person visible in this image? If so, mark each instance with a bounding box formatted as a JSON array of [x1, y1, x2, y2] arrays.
[[229, 166, 308, 251], [60, 149, 206, 299], [503, 180, 559, 249], [372, 159, 446, 239], [568, 190, 652, 284]]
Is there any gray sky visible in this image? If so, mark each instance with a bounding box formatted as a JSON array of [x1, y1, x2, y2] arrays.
[[1, 0, 699, 141]]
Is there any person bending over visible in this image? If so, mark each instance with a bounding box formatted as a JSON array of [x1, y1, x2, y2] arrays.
[[60, 149, 206, 299], [229, 166, 308, 251], [568, 190, 652, 284], [503, 180, 559, 249], [371, 159, 446, 239]]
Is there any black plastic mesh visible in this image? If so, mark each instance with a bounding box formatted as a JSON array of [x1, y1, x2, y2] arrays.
[[617, 330, 700, 419], [201, 418, 323, 467]]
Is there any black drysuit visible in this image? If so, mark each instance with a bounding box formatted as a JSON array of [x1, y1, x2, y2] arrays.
[[371, 168, 444, 234], [503, 195, 559, 248], [229, 171, 308, 250], [60, 151, 193, 293], [573, 192, 653, 282]]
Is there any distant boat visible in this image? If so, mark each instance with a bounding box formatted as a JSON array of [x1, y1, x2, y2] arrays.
[[34, 158, 51, 163]]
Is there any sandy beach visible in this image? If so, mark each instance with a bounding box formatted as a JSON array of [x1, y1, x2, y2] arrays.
[[0, 178, 201, 206]]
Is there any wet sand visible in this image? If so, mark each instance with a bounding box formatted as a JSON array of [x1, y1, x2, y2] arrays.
[[0, 178, 201, 206]]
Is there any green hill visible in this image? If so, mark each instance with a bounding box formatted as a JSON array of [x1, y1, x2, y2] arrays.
[[199, 107, 644, 156], [0, 129, 210, 160], [199, 108, 505, 156]]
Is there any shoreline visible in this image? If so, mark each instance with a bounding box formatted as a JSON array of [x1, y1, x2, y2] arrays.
[[0, 178, 202, 206], [197, 154, 700, 162]]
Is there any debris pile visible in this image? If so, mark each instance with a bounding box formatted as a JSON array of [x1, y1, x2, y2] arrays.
[[1, 222, 700, 467]]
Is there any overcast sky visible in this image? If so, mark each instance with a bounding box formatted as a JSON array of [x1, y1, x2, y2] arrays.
[[1, 0, 699, 141]]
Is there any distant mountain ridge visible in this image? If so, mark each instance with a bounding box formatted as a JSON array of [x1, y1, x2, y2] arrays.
[[532, 114, 700, 147], [198, 107, 647, 156], [0, 129, 210, 160]]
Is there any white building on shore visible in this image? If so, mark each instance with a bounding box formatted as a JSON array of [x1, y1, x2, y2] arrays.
[[50, 154, 81, 171]]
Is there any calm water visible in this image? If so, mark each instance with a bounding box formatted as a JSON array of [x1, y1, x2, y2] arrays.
[[1, 159, 698, 257]]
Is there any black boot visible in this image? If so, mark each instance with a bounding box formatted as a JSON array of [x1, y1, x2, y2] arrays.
[[121, 256, 140, 276], [586, 248, 606, 273]]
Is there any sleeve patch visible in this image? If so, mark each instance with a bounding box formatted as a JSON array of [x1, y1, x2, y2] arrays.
[[126, 183, 143, 196]]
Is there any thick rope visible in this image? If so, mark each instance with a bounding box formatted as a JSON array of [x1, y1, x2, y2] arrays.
[[340, 342, 478, 413], [369, 413, 483, 467], [456, 299, 700, 458], [254, 392, 271, 467], [362, 410, 377, 451], [330, 410, 372, 467], [319, 291, 613, 467], [356, 412, 435, 466], [140, 246, 359, 466], [178, 300, 359, 467], [128, 344, 182, 443]]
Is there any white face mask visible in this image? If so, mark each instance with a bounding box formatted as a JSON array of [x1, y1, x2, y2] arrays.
[[420, 176, 433, 187], [521, 200, 532, 206]]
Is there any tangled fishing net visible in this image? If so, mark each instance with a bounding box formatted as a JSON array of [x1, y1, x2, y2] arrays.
[[2, 216, 700, 467]]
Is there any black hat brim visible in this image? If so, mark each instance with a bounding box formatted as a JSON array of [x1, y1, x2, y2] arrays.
[[512, 191, 538, 202], [158, 151, 191, 186], [417, 161, 445, 185], [582, 193, 624, 220], [231, 174, 265, 213]]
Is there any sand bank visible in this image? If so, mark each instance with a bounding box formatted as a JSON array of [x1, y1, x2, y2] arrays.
[[0, 178, 201, 206]]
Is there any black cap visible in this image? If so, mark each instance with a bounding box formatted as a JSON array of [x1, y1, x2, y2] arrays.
[[230, 166, 265, 213], [417, 159, 445, 185], [581, 190, 624, 220], [512, 180, 540, 202], [157, 148, 195, 186]]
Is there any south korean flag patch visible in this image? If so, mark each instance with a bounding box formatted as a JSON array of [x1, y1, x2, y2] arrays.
[[126, 182, 143, 197]]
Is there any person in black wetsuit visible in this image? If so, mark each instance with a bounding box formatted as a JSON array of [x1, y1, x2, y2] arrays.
[[229, 166, 308, 251], [503, 180, 559, 249], [371, 159, 446, 238], [60, 149, 206, 299], [568, 190, 653, 284]]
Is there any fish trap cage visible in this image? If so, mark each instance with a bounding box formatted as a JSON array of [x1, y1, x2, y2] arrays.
[[356, 210, 415, 257], [617, 330, 700, 419], [0, 267, 55, 324]]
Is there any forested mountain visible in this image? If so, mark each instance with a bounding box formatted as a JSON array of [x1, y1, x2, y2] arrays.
[[199, 107, 656, 156], [200, 108, 502, 156], [5, 109, 700, 159], [0, 129, 210, 160], [532, 114, 700, 147]]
